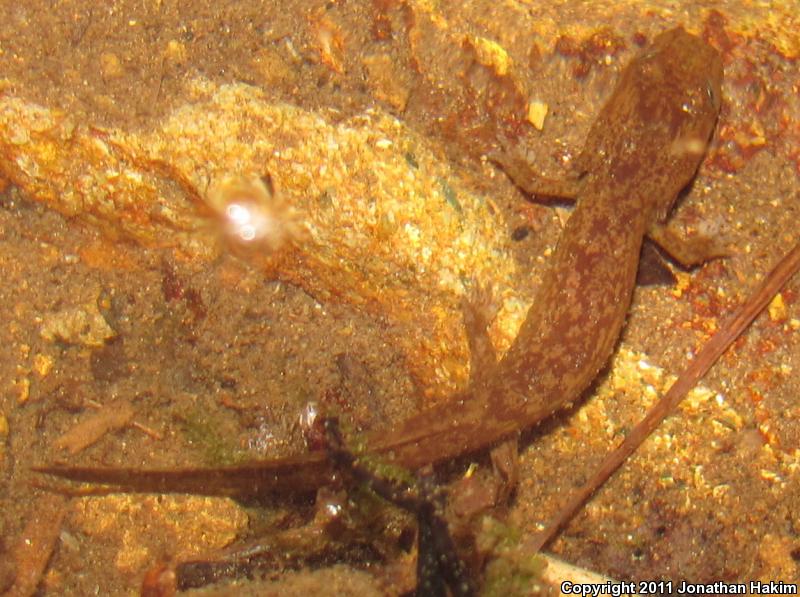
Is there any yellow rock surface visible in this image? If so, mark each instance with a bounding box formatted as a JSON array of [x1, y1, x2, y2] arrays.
[[0, 80, 529, 397], [70, 494, 248, 574]]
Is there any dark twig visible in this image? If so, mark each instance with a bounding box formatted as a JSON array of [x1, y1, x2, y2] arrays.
[[322, 419, 476, 597]]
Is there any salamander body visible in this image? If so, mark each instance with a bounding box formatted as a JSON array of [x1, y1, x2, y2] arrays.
[[374, 26, 723, 468]]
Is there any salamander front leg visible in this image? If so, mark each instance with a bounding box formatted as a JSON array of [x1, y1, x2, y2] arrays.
[[489, 150, 582, 202], [648, 221, 729, 268]]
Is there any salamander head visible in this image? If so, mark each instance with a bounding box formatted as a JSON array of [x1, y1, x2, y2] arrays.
[[640, 28, 722, 138], [633, 27, 723, 219], [582, 27, 723, 221]]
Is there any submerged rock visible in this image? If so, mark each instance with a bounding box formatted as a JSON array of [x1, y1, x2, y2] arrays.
[[0, 79, 531, 397]]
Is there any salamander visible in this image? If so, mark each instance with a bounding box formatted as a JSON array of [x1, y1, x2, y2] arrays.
[[37, 27, 723, 497], [370, 26, 724, 468]]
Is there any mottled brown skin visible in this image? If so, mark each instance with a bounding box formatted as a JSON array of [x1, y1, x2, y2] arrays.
[[37, 28, 723, 497], [375, 27, 724, 469]]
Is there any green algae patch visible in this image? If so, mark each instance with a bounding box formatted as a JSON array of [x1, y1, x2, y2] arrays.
[[180, 408, 247, 467], [478, 517, 547, 597]]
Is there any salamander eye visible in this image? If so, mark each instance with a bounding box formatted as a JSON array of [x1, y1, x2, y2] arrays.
[[639, 48, 658, 61], [705, 80, 719, 110]]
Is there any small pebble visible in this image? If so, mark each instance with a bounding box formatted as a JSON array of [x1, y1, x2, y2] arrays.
[[99, 52, 124, 79]]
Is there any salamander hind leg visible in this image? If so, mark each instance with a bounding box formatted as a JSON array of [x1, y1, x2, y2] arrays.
[[489, 437, 519, 504], [460, 284, 520, 507], [461, 282, 500, 389]]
